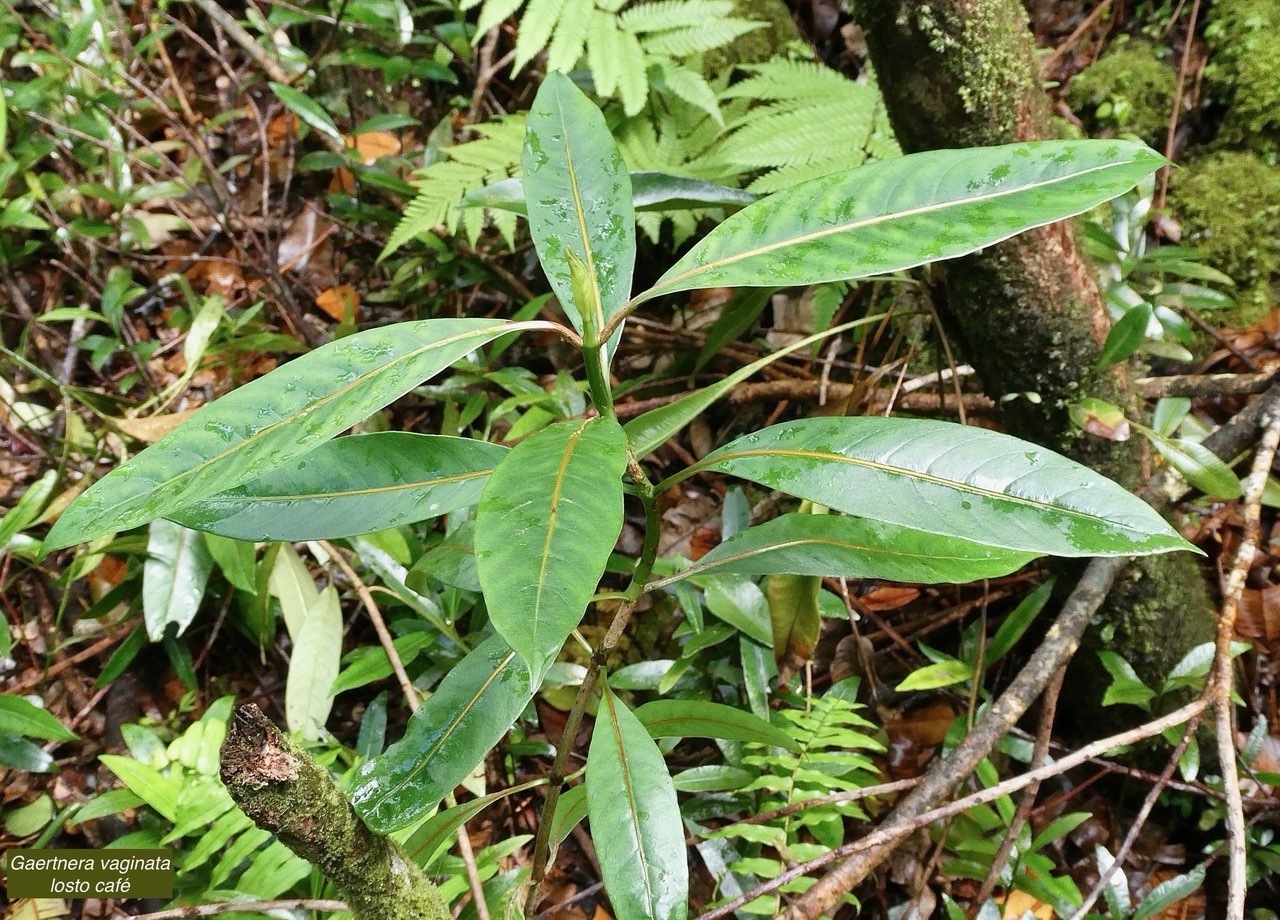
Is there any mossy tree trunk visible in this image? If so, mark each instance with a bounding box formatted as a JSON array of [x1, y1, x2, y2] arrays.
[[221, 704, 451, 920], [853, 0, 1215, 712]]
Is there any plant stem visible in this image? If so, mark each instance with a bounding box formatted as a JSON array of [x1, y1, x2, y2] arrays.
[[583, 339, 617, 422]]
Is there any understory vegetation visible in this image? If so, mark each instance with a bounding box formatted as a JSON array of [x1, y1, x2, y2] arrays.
[[3, 2, 1280, 920]]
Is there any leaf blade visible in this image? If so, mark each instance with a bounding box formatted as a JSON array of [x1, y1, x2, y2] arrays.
[[46, 319, 534, 548], [477, 417, 628, 684], [680, 418, 1190, 558], [588, 684, 689, 920], [142, 520, 214, 641], [522, 72, 635, 342], [352, 636, 535, 833], [171, 433, 506, 541], [635, 140, 1165, 303]]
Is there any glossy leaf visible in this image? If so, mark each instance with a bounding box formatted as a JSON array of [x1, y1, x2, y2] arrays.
[[1097, 303, 1152, 367], [171, 434, 506, 541], [285, 586, 342, 741], [588, 684, 689, 920], [633, 140, 1165, 305], [269, 82, 343, 142], [352, 636, 535, 833], [463, 170, 756, 215], [477, 417, 628, 685], [0, 696, 78, 742], [403, 777, 543, 868], [522, 71, 634, 342], [45, 318, 539, 549], [624, 314, 884, 460], [673, 418, 1191, 558], [662, 514, 1038, 584], [634, 699, 798, 752], [142, 519, 214, 641]]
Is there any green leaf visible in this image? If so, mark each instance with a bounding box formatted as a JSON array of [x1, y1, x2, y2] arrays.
[[46, 319, 535, 549], [700, 576, 772, 646], [0, 469, 57, 551], [550, 783, 589, 846], [269, 82, 343, 142], [477, 417, 628, 685], [142, 519, 214, 641], [0, 696, 78, 742], [672, 418, 1191, 558], [1097, 303, 1153, 367], [634, 699, 799, 752], [285, 586, 343, 740], [99, 755, 179, 822], [1132, 863, 1205, 920], [588, 684, 689, 920], [463, 170, 756, 215], [522, 72, 635, 344], [625, 314, 884, 460], [634, 140, 1165, 304], [403, 777, 544, 868], [1145, 431, 1243, 500], [171, 434, 506, 541], [896, 658, 974, 692], [765, 572, 821, 670], [0, 734, 55, 772], [331, 632, 435, 696], [670, 514, 1036, 584], [985, 578, 1054, 664], [352, 636, 535, 833]]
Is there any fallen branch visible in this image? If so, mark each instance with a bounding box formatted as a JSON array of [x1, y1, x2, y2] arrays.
[[700, 699, 1207, 920], [1213, 411, 1280, 917], [220, 705, 450, 920]]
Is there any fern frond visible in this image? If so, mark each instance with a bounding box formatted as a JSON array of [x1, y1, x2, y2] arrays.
[[475, 0, 524, 34], [383, 114, 526, 255], [618, 0, 733, 32], [545, 0, 591, 71], [721, 59, 853, 101], [654, 59, 723, 125], [615, 29, 649, 116], [512, 0, 569, 73], [587, 10, 623, 97], [640, 19, 765, 56]]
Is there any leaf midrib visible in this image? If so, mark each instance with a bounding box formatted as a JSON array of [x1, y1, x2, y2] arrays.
[[648, 156, 1136, 296], [558, 103, 606, 335], [606, 689, 658, 915], [201, 470, 491, 504], [702, 447, 1113, 528], [691, 534, 1025, 574], [531, 419, 593, 657], [369, 650, 517, 811], [81, 324, 506, 531]]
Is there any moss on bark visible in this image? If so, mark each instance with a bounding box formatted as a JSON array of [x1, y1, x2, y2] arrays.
[[221, 704, 451, 920], [855, 0, 1215, 711]]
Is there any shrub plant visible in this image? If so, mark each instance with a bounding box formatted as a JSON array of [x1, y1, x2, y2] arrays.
[[44, 73, 1194, 919]]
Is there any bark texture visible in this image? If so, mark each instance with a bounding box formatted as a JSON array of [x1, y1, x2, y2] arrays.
[[855, 0, 1214, 701], [221, 704, 450, 920]]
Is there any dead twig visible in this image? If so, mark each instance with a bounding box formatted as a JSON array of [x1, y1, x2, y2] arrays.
[[1213, 411, 1280, 917], [1135, 371, 1279, 399], [130, 900, 348, 920], [187, 0, 292, 85], [1155, 0, 1202, 210]]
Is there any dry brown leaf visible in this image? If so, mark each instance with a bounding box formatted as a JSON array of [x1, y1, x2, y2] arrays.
[[316, 285, 361, 322], [112, 408, 200, 444], [997, 889, 1052, 920], [1237, 585, 1280, 641], [860, 586, 920, 611], [346, 131, 401, 164]]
